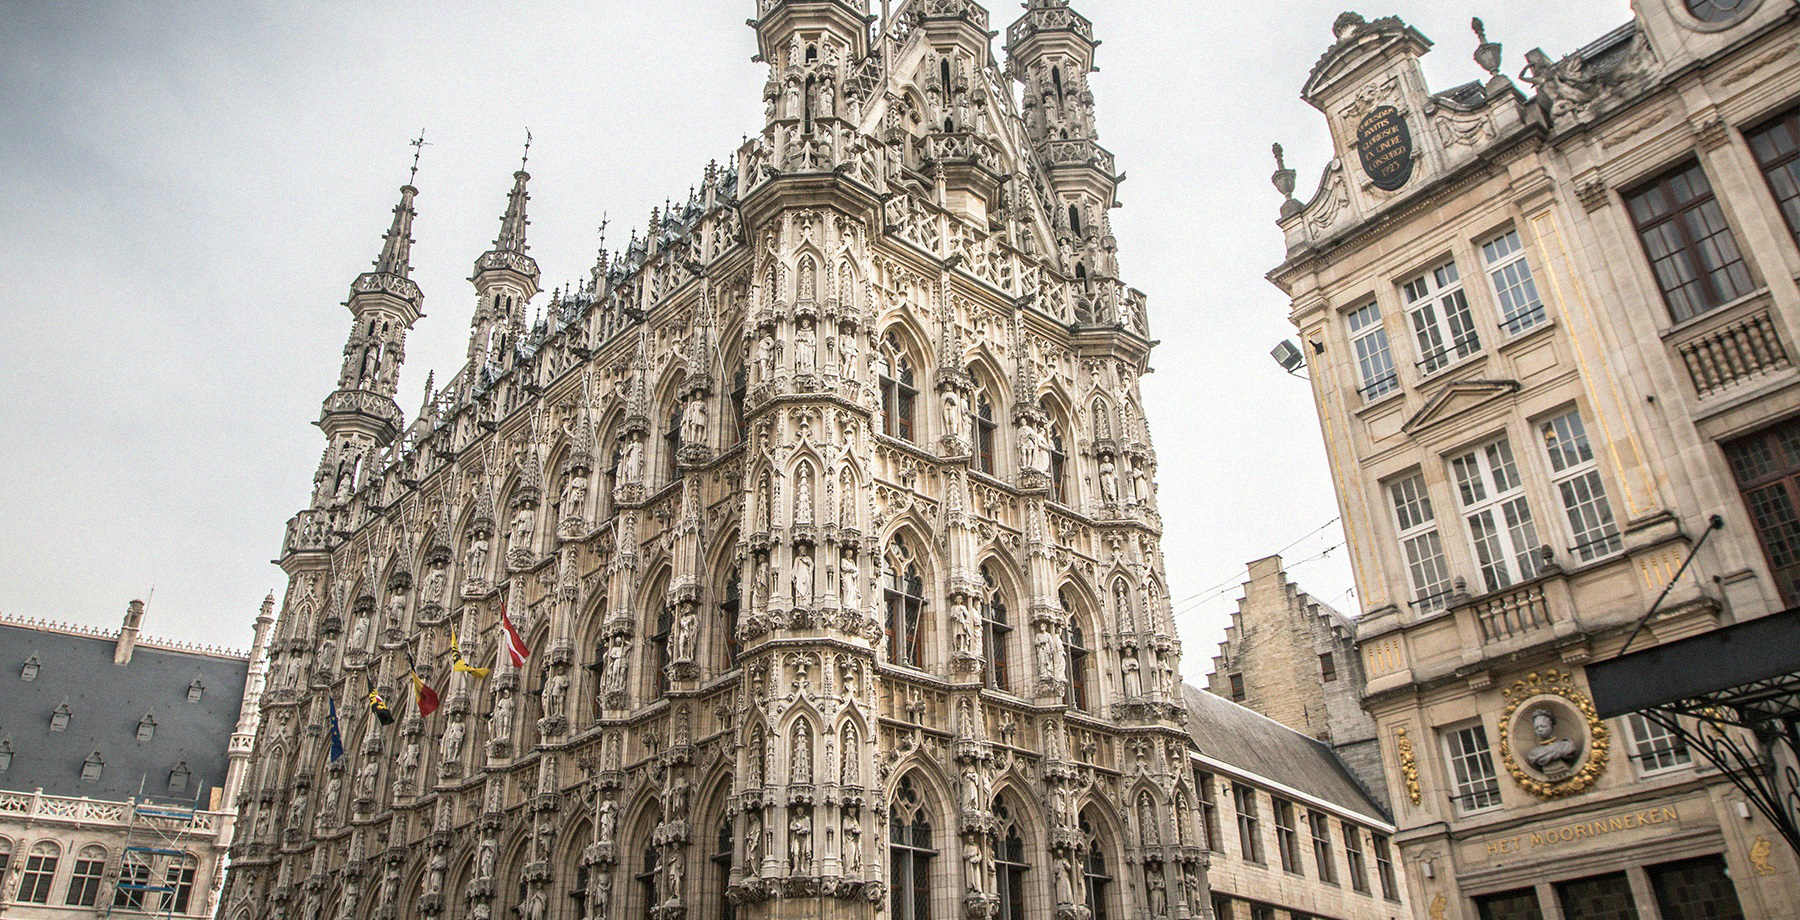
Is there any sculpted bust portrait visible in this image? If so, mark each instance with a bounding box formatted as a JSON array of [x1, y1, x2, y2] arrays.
[[1524, 706, 1581, 776]]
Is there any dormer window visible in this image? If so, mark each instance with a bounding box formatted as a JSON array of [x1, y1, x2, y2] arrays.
[[80, 751, 104, 783], [169, 762, 191, 793], [136, 712, 157, 743], [50, 701, 72, 733], [186, 678, 205, 703], [20, 655, 39, 681], [0, 738, 14, 772]]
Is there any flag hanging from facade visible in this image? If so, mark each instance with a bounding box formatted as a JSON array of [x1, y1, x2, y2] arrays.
[[499, 600, 530, 668], [449, 627, 490, 679], [365, 677, 396, 726], [326, 697, 345, 762], [404, 650, 441, 717]]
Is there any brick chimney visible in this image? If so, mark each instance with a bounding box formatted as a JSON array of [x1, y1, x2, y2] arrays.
[[115, 599, 145, 665]]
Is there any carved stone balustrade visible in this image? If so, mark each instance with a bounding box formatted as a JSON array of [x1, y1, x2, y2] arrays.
[[1667, 292, 1793, 400]]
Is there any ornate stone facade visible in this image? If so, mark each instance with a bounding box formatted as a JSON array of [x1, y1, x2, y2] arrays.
[[1269, 3, 1800, 917], [220, 1, 1209, 919]]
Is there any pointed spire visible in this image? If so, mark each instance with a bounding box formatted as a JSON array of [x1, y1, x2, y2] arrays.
[[494, 168, 531, 254], [418, 370, 436, 417], [373, 183, 419, 277]]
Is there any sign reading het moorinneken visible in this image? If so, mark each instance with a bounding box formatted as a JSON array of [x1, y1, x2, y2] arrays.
[[1356, 105, 1414, 191]]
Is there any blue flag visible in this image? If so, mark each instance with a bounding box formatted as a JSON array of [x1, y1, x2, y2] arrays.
[[327, 697, 345, 762]]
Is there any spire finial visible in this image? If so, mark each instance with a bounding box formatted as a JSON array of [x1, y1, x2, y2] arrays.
[[520, 128, 532, 172], [408, 129, 429, 186], [597, 213, 610, 251]]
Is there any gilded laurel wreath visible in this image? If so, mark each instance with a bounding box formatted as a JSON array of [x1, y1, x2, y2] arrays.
[[1497, 668, 1610, 798]]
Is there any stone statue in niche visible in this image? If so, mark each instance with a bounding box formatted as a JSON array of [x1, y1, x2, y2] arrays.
[[1138, 796, 1159, 847], [1019, 419, 1049, 473], [790, 722, 813, 784], [477, 838, 497, 880], [842, 812, 862, 872], [952, 597, 979, 654], [792, 550, 815, 605], [597, 799, 618, 845], [757, 331, 776, 382], [838, 327, 859, 377], [1035, 628, 1061, 683], [601, 640, 629, 695], [670, 607, 698, 662], [1122, 652, 1143, 698], [681, 395, 706, 447], [942, 390, 967, 441], [664, 855, 683, 905], [1099, 455, 1119, 504], [745, 810, 762, 865], [422, 568, 445, 605], [349, 613, 369, 651], [789, 812, 813, 874], [540, 670, 568, 715], [838, 469, 855, 528], [621, 438, 644, 483], [963, 840, 985, 893], [559, 472, 587, 514], [440, 718, 465, 762], [387, 593, 407, 628], [356, 759, 379, 800], [794, 464, 815, 523], [489, 692, 514, 741], [795, 320, 817, 375], [509, 507, 535, 552], [1524, 706, 1582, 776], [466, 533, 490, 576], [839, 552, 860, 612]]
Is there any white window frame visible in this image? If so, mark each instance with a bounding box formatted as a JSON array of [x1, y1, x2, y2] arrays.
[[1390, 471, 1453, 612], [1539, 409, 1622, 562], [1346, 302, 1398, 401], [1401, 258, 1482, 375], [1443, 722, 1502, 814], [1481, 228, 1547, 335], [1450, 437, 1543, 593], [1626, 713, 1692, 775]]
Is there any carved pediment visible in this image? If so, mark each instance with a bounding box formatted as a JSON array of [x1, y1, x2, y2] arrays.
[[1302, 13, 1431, 106], [1401, 378, 1520, 438]]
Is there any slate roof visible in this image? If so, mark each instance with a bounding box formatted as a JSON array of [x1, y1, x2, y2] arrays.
[[1182, 683, 1390, 823], [0, 622, 247, 807]]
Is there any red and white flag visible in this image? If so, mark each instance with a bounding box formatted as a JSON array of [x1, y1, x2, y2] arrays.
[[499, 600, 531, 668]]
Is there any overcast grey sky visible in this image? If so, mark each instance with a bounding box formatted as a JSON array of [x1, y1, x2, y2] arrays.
[[0, 1, 1621, 676]]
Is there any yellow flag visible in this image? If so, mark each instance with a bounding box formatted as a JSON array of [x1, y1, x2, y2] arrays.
[[449, 627, 490, 679]]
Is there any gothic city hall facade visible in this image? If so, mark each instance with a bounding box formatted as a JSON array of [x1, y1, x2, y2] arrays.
[[220, 1, 1206, 919]]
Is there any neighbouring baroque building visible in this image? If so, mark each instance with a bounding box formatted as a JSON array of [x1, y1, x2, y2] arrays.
[[1267, 2, 1800, 919], [0, 598, 270, 918], [1206, 556, 1385, 813], [217, 1, 1230, 919]]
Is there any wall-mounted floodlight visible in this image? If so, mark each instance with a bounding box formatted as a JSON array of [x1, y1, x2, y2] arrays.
[[1270, 339, 1305, 376]]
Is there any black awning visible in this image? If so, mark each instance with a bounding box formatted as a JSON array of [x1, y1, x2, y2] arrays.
[[1587, 606, 1800, 719]]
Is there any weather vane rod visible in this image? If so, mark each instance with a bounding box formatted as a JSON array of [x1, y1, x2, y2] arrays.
[[408, 129, 430, 185]]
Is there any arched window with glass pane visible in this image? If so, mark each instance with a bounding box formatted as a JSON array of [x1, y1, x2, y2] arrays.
[[65, 845, 107, 906], [18, 841, 58, 904], [884, 539, 926, 668], [991, 799, 1029, 920], [878, 333, 917, 442], [1080, 813, 1113, 920], [972, 388, 997, 474], [730, 366, 747, 445], [979, 565, 1012, 691], [636, 844, 661, 919], [720, 572, 742, 670], [890, 776, 936, 920], [1061, 592, 1091, 711], [713, 812, 736, 920], [114, 848, 149, 909], [161, 852, 198, 914], [665, 405, 683, 481]]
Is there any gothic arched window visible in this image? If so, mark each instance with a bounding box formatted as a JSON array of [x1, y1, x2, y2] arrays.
[[1061, 591, 1090, 712], [730, 365, 747, 445], [635, 844, 661, 919], [992, 799, 1029, 920], [648, 576, 674, 697], [721, 572, 742, 669], [972, 387, 997, 475], [1080, 813, 1113, 920], [712, 809, 736, 920], [877, 332, 917, 442], [1068, 204, 1083, 237], [889, 776, 935, 920], [665, 404, 683, 481], [884, 539, 926, 668], [979, 565, 1012, 692]]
